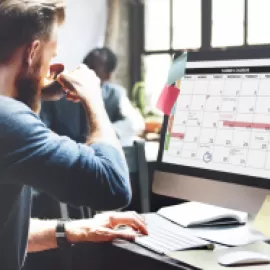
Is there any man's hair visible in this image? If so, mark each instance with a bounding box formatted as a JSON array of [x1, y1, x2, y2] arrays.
[[83, 47, 118, 74], [0, 0, 66, 63]]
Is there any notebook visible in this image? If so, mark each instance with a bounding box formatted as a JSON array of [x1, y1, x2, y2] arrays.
[[157, 202, 248, 228]]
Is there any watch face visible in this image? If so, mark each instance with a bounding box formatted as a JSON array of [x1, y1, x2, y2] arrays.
[[56, 221, 70, 248]]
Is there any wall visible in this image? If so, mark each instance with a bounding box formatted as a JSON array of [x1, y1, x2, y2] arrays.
[[106, 0, 130, 92], [53, 0, 107, 70]]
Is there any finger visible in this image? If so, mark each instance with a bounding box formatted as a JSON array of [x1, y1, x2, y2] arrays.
[[112, 229, 137, 241], [113, 217, 148, 235], [57, 74, 76, 92], [132, 218, 148, 235], [121, 212, 147, 232], [130, 212, 146, 225], [123, 223, 145, 234], [66, 91, 78, 98], [66, 93, 80, 103]]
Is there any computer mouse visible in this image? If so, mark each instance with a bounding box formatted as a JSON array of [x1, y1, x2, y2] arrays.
[[218, 251, 270, 266]]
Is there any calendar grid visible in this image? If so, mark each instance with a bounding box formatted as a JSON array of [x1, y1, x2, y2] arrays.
[[164, 62, 270, 179]]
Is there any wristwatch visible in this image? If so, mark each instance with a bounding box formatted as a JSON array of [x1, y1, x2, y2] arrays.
[[56, 220, 71, 249]]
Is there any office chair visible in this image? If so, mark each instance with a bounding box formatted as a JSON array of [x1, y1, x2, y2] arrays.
[[123, 138, 150, 213]]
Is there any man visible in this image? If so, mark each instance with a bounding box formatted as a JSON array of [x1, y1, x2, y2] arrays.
[[83, 47, 145, 146], [0, 1, 147, 270]]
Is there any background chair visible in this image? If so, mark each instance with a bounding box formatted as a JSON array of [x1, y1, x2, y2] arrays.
[[123, 138, 150, 213]]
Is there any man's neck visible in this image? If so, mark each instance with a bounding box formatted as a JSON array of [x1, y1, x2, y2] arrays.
[[0, 64, 17, 98]]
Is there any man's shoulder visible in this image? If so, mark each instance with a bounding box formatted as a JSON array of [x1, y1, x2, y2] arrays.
[[0, 96, 32, 114], [0, 96, 39, 127]]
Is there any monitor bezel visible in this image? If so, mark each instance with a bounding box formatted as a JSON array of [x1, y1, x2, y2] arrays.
[[156, 47, 270, 190]]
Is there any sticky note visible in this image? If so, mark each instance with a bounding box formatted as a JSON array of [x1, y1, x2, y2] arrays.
[[167, 52, 188, 85], [253, 195, 270, 237], [156, 85, 180, 115]]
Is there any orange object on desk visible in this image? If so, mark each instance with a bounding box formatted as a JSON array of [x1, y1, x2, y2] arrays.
[[145, 120, 162, 133]]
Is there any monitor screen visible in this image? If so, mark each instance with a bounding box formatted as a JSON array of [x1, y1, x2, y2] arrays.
[[159, 49, 270, 189]]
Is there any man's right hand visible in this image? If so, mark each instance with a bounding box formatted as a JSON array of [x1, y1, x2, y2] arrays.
[[57, 64, 102, 104], [65, 211, 148, 243], [57, 63, 124, 153]]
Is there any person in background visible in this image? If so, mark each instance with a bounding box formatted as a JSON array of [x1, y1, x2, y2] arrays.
[[83, 47, 145, 146], [0, 1, 147, 270]]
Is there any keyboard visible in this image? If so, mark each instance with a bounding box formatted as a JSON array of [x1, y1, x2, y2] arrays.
[[135, 214, 214, 255]]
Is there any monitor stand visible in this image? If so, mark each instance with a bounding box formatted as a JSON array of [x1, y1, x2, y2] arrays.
[[153, 171, 270, 214]]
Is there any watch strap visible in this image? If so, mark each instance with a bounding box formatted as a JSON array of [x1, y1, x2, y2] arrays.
[[56, 220, 70, 249]]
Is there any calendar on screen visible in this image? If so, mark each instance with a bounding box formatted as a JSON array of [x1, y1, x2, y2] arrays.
[[163, 59, 270, 179]]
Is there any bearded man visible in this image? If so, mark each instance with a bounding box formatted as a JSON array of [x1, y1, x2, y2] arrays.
[[0, 1, 147, 269]]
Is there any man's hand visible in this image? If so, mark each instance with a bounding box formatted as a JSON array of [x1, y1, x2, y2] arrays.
[[56, 63, 124, 151], [65, 211, 148, 243], [41, 63, 65, 101], [57, 64, 102, 104]]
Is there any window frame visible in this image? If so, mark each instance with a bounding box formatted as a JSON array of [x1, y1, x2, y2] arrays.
[[128, 0, 270, 93]]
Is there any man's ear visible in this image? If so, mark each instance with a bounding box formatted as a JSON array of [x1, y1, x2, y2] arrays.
[[24, 40, 41, 67]]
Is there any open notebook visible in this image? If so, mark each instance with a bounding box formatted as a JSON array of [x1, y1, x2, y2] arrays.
[[157, 202, 248, 228]]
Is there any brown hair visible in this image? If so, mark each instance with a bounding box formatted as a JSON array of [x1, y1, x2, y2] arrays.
[[0, 0, 66, 63]]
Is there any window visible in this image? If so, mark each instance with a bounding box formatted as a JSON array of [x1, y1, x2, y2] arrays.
[[145, 0, 170, 51], [143, 0, 202, 109], [212, 0, 245, 47], [172, 0, 202, 49], [144, 54, 172, 108], [248, 0, 270, 45], [139, 0, 270, 110]]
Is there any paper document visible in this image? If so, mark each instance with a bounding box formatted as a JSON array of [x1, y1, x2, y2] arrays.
[[158, 202, 248, 228], [189, 225, 267, 246]]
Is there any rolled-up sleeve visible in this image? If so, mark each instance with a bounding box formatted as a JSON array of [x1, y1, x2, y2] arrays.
[[0, 103, 131, 211]]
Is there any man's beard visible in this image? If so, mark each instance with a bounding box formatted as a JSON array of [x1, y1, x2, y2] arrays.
[[15, 60, 43, 113]]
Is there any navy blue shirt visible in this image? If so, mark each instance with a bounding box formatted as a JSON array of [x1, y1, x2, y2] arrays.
[[40, 82, 126, 142], [0, 96, 131, 270]]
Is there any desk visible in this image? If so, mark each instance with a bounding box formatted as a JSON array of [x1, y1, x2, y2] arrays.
[[71, 214, 270, 270], [71, 236, 270, 270], [71, 240, 194, 270]]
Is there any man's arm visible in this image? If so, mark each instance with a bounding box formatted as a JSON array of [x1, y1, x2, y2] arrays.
[[0, 66, 131, 210], [28, 212, 148, 253], [58, 66, 124, 153], [112, 90, 145, 145], [28, 219, 58, 252]]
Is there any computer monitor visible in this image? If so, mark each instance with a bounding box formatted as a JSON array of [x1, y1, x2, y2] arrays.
[[153, 48, 270, 214]]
